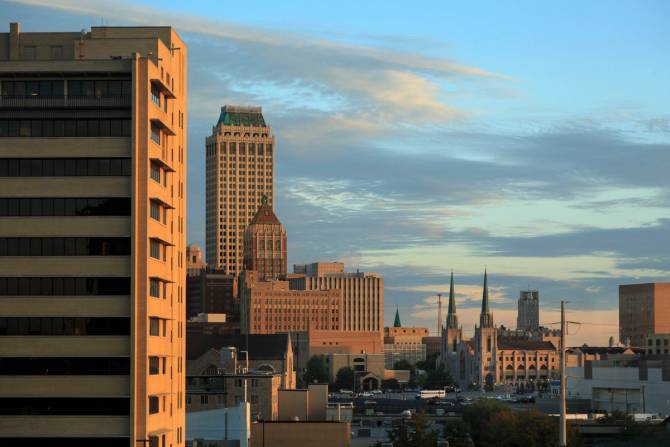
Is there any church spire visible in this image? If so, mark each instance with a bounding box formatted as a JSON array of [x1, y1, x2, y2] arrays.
[[446, 271, 458, 329], [480, 268, 494, 328], [393, 305, 402, 327]]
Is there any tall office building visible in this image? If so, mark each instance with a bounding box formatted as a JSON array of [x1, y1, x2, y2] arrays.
[[517, 289, 539, 331], [205, 106, 275, 274], [0, 24, 187, 446], [619, 283, 670, 347], [290, 262, 384, 333]]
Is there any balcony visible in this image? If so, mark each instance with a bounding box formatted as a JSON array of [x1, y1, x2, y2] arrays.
[[0, 95, 130, 109]]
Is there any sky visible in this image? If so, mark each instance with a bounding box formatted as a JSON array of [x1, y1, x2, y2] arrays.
[[4, 0, 669, 345]]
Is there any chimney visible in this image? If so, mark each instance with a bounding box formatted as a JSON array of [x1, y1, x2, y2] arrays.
[[9, 22, 20, 60]]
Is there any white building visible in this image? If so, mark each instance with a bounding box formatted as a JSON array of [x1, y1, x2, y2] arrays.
[[567, 357, 670, 416]]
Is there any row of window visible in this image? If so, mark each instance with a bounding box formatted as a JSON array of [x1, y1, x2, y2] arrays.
[[0, 398, 130, 415], [206, 142, 273, 156], [0, 119, 131, 138], [0, 237, 130, 256], [0, 277, 131, 296], [0, 158, 131, 177], [0, 198, 131, 217], [0, 80, 131, 98], [0, 438, 130, 447], [0, 317, 130, 336], [0, 357, 130, 375]]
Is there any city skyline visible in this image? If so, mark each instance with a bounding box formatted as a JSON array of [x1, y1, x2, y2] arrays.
[[5, 0, 669, 345]]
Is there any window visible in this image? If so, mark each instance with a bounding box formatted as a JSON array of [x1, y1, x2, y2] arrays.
[[150, 240, 162, 260], [0, 277, 130, 296], [151, 85, 160, 106], [0, 357, 130, 375], [0, 237, 130, 256], [0, 397, 129, 416], [200, 395, 208, 404], [149, 318, 160, 336], [149, 357, 159, 375], [150, 201, 161, 222], [0, 120, 131, 137], [150, 162, 161, 183], [0, 198, 131, 217], [148, 396, 159, 414], [150, 124, 160, 144], [0, 317, 130, 336], [149, 278, 161, 298]]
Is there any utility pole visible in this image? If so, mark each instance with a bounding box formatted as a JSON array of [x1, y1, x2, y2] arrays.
[[437, 293, 442, 337], [559, 300, 568, 447]]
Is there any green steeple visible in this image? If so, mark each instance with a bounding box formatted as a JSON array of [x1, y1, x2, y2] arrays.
[[480, 268, 494, 328], [446, 271, 458, 329], [393, 306, 402, 327]]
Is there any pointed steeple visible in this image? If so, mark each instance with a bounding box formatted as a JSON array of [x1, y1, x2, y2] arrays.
[[446, 271, 458, 329], [480, 268, 494, 328], [393, 305, 402, 327]]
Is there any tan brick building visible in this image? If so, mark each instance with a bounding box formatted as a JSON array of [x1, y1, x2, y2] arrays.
[[619, 283, 670, 348], [290, 262, 384, 334], [205, 106, 275, 275], [0, 23, 187, 446], [240, 271, 342, 334]]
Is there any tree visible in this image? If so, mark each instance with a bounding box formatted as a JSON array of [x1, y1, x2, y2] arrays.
[[462, 398, 512, 446], [424, 364, 453, 389], [443, 420, 474, 447], [303, 355, 328, 385], [335, 366, 354, 391], [393, 359, 414, 371], [385, 411, 438, 447]]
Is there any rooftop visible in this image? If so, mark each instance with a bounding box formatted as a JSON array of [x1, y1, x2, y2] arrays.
[[187, 333, 290, 361], [216, 105, 267, 127], [498, 339, 557, 351]]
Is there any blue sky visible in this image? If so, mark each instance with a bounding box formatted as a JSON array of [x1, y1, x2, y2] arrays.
[[5, 0, 669, 344]]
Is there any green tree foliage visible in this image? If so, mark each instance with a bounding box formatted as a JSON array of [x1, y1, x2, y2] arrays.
[[443, 419, 474, 447], [385, 411, 438, 447], [423, 364, 453, 389], [335, 366, 354, 391], [303, 355, 328, 384], [393, 359, 414, 371], [462, 399, 558, 447]]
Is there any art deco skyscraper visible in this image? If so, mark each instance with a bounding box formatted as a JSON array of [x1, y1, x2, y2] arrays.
[[205, 106, 275, 275], [0, 23, 187, 446]]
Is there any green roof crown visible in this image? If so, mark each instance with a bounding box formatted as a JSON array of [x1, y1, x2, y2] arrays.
[[393, 307, 402, 327]]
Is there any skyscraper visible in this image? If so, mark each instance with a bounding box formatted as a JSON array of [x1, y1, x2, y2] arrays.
[[0, 23, 187, 446], [517, 290, 539, 332], [205, 106, 275, 274], [243, 196, 287, 281]]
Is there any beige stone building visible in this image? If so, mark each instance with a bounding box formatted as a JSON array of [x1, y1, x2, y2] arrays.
[[205, 106, 275, 275], [0, 23, 187, 446], [619, 282, 670, 348], [186, 243, 206, 277], [290, 262, 384, 334]]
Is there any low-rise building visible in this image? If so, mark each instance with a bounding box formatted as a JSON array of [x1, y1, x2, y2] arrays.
[[328, 353, 385, 390], [646, 333, 670, 355], [568, 355, 670, 415], [187, 333, 296, 389]]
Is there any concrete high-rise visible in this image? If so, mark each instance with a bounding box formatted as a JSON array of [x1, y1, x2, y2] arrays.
[[517, 289, 539, 331], [290, 262, 384, 333], [0, 23, 187, 446], [205, 106, 275, 275], [619, 283, 670, 348]]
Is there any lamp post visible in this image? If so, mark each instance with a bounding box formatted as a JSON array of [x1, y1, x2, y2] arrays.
[[240, 350, 250, 402]]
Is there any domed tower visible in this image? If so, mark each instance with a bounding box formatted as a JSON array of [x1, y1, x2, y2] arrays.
[[243, 195, 287, 280], [186, 244, 206, 277]]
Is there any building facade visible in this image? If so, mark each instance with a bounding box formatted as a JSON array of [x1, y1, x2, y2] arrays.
[[383, 318, 429, 368], [0, 23, 187, 446], [186, 268, 237, 320], [240, 271, 342, 334], [619, 282, 670, 348], [446, 271, 559, 389], [517, 289, 539, 332], [290, 262, 384, 334], [205, 106, 275, 275], [646, 333, 670, 355], [243, 198, 286, 281], [186, 243, 206, 277]]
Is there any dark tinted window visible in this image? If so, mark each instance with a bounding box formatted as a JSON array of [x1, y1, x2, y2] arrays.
[[0, 277, 130, 296], [0, 438, 129, 447], [0, 237, 130, 256], [0, 198, 130, 216], [0, 317, 130, 336], [0, 120, 131, 137], [0, 357, 130, 375], [0, 398, 129, 415]]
